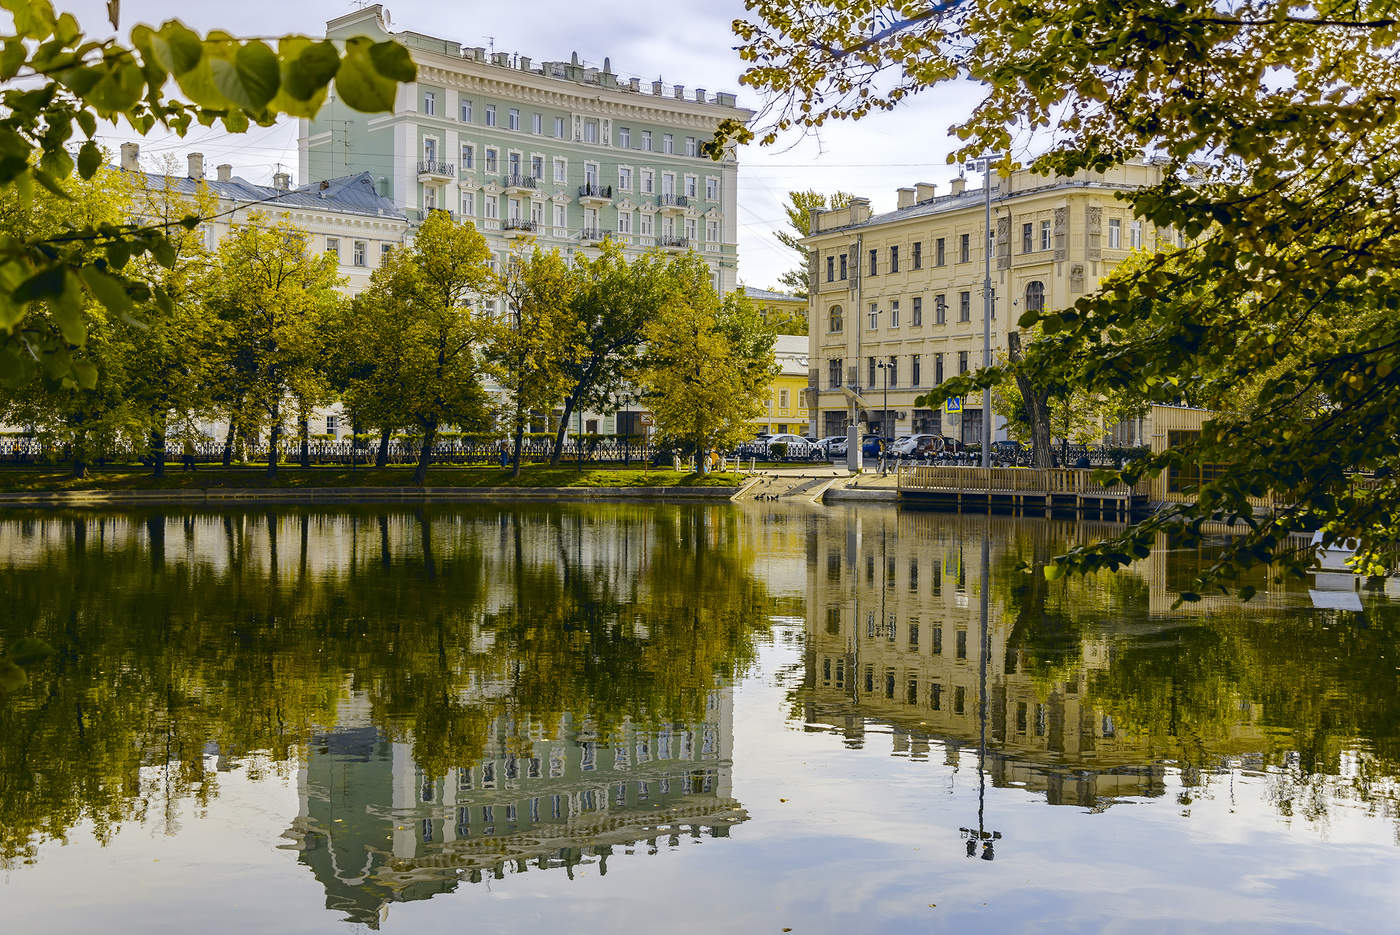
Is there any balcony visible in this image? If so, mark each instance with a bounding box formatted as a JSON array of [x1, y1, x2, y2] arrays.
[[417, 160, 455, 180], [503, 173, 539, 195], [578, 182, 612, 205], [658, 235, 691, 251], [579, 227, 613, 242], [658, 193, 688, 213], [504, 219, 539, 238]]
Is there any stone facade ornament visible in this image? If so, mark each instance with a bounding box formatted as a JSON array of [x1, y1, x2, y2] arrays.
[[1070, 263, 1085, 293], [996, 215, 1011, 270], [1054, 206, 1069, 261], [1086, 206, 1102, 262]]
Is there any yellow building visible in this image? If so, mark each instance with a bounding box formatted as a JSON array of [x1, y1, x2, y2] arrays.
[[752, 334, 811, 436], [801, 161, 1171, 442], [739, 284, 808, 333]]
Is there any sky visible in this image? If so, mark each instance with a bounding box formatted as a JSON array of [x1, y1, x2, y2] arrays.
[[59, 0, 986, 292]]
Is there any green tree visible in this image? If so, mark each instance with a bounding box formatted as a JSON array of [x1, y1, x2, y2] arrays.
[[210, 213, 343, 477], [488, 246, 580, 476], [642, 263, 778, 474], [774, 189, 854, 298], [353, 210, 495, 484], [546, 241, 673, 465], [115, 165, 220, 476], [723, 0, 1400, 592], [325, 276, 409, 468], [0, 2, 414, 389]]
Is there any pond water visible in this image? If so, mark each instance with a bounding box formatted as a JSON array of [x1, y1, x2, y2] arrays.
[[0, 504, 1396, 934]]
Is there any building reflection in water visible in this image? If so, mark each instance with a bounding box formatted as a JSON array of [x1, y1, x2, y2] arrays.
[[282, 691, 741, 927], [800, 510, 1279, 817]]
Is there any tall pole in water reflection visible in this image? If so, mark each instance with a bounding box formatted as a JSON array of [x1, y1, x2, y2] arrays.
[[961, 521, 998, 861]]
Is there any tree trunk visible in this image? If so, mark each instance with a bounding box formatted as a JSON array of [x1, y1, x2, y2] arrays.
[[512, 413, 526, 479], [376, 427, 391, 468], [695, 431, 708, 475], [549, 387, 583, 466], [298, 412, 311, 468], [266, 404, 282, 478], [413, 418, 438, 485], [222, 419, 237, 467], [1008, 332, 1054, 469], [150, 422, 167, 478]]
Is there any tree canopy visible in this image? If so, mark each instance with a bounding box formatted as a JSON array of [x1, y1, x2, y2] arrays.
[[725, 0, 1400, 594], [774, 189, 854, 299]]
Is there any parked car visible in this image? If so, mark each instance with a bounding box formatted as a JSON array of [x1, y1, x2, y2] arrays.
[[826, 436, 848, 458], [861, 434, 888, 458], [942, 436, 966, 454], [892, 433, 944, 459], [764, 433, 818, 460], [736, 433, 772, 458]]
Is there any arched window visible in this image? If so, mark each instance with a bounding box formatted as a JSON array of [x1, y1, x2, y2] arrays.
[[829, 305, 843, 333], [1024, 281, 1045, 314]]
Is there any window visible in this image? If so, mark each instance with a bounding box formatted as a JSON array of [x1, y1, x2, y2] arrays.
[[684, 175, 697, 198], [460, 144, 474, 169], [554, 116, 566, 138], [890, 299, 900, 327], [936, 237, 946, 266], [956, 629, 968, 659], [829, 306, 843, 333], [618, 126, 631, 148], [869, 249, 878, 276], [869, 304, 878, 329], [508, 151, 522, 178], [382, 242, 393, 258], [553, 203, 566, 228], [641, 130, 652, 151], [706, 177, 718, 200], [485, 104, 496, 127], [532, 113, 542, 134], [912, 241, 922, 269], [485, 148, 498, 172], [1022, 222, 1033, 254], [422, 90, 436, 115], [618, 166, 632, 190], [662, 133, 673, 153], [888, 355, 898, 386], [553, 157, 566, 183], [935, 353, 944, 384], [912, 296, 922, 326], [484, 196, 498, 220], [531, 155, 544, 179], [912, 354, 921, 386], [959, 233, 970, 262], [959, 291, 971, 321], [958, 350, 969, 374], [583, 119, 598, 143], [706, 219, 719, 242], [684, 217, 697, 241], [460, 99, 473, 122], [685, 136, 697, 157], [1025, 280, 1045, 314], [531, 200, 544, 225], [868, 356, 876, 386], [640, 169, 654, 194], [325, 237, 340, 260], [639, 213, 652, 236], [890, 245, 899, 273], [508, 108, 520, 130], [1041, 220, 1052, 250], [828, 357, 843, 387], [618, 211, 632, 234], [352, 240, 366, 266], [423, 137, 437, 162], [326, 414, 339, 434], [826, 256, 834, 282], [839, 254, 848, 280], [1109, 217, 1122, 248], [779, 389, 790, 409], [1130, 220, 1143, 249], [935, 294, 946, 324]]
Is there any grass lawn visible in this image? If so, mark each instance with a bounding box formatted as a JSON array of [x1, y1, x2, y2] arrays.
[[0, 465, 747, 493]]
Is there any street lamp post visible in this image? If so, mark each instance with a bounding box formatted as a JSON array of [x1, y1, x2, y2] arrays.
[[964, 154, 1001, 469], [876, 358, 890, 471]]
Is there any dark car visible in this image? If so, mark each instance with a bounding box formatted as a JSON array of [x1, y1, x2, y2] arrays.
[[893, 433, 944, 459], [942, 436, 966, 453], [861, 434, 887, 457]]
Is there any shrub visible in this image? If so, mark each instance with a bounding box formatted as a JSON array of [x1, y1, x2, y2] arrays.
[[768, 442, 788, 461]]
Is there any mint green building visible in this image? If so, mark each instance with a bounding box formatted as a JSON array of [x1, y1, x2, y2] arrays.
[[299, 5, 750, 298]]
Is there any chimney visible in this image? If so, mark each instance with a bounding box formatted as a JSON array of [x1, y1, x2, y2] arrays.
[[216, 164, 232, 182], [272, 172, 291, 191], [629, 77, 641, 92], [187, 152, 204, 180], [950, 177, 966, 196], [808, 207, 824, 235], [849, 197, 872, 225], [673, 84, 685, 99], [915, 182, 937, 201], [518, 56, 531, 70], [120, 142, 139, 171], [896, 187, 915, 209], [694, 88, 706, 102], [492, 52, 509, 67]]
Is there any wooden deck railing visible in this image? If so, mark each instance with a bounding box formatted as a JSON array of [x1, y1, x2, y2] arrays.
[[898, 465, 1149, 497]]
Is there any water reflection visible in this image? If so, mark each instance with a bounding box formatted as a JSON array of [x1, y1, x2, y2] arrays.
[[0, 505, 768, 923], [798, 510, 1400, 832]]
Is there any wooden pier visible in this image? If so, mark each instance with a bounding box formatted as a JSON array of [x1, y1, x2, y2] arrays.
[[896, 465, 1150, 519]]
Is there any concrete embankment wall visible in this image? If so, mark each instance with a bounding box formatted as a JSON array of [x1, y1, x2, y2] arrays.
[[0, 486, 743, 509]]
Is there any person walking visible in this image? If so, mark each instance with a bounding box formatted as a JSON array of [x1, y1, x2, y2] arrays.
[[181, 437, 196, 472]]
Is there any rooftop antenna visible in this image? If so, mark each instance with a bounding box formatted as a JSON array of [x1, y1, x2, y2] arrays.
[[485, 36, 495, 55]]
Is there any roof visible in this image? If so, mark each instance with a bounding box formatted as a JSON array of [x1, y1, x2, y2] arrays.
[[739, 285, 803, 304], [123, 169, 407, 221]]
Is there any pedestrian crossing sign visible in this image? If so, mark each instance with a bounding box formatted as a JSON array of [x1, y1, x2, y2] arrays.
[[944, 396, 963, 414]]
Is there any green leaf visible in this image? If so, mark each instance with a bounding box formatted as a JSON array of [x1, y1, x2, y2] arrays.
[[13, 264, 66, 304], [283, 39, 339, 101], [70, 357, 97, 389], [76, 139, 101, 179], [367, 40, 416, 83], [334, 37, 400, 113], [209, 40, 279, 111], [80, 265, 131, 313]]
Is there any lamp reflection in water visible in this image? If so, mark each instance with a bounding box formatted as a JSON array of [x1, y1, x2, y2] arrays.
[[959, 526, 1001, 861]]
